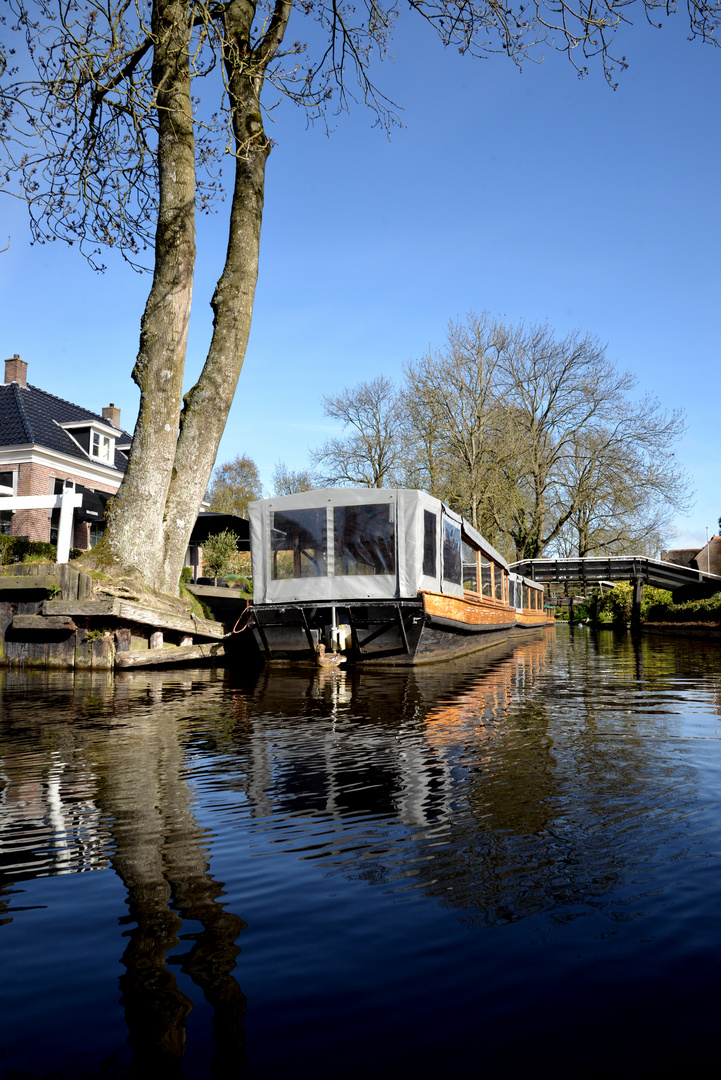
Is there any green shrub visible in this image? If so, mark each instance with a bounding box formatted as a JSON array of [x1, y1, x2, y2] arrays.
[[598, 582, 633, 625], [180, 566, 193, 584], [202, 529, 239, 584], [0, 536, 58, 564], [23, 541, 58, 563], [641, 586, 673, 621], [568, 600, 592, 622], [223, 572, 252, 592], [0, 535, 29, 564], [644, 591, 721, 624]]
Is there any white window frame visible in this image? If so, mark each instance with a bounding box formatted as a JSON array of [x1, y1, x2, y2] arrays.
[[91, 431, 113, 462], [0, 469, 17, 498]]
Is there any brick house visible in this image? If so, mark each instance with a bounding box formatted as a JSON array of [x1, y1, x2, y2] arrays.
[[0, 354, 132, 550]]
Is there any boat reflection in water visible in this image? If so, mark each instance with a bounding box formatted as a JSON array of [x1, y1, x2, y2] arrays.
[[227, 630, 578, 925]]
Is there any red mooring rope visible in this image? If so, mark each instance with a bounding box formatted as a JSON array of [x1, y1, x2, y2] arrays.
[[232, 604, 254, 634]]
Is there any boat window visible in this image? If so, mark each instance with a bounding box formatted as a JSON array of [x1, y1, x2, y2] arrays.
[[333, 504, 396, 576], [462, 540, 478, 593], [271, 508, 327, 579], [509, 579, 516, 607], [423, 510, 437, 577], [495, 564, 504, 601], [442, 521, 462, 584], [480, 554, 492, 596]]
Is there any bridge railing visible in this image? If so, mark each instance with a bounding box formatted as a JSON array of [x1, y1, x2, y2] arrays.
[[510, 556, 721, 591]]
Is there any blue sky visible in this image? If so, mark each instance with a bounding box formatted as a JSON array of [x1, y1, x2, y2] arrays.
[[2, 9, 719, 548]]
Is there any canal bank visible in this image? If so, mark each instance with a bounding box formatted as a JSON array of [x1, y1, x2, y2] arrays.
[[557, 579, 721, 642], [0, 562, 237, 669]]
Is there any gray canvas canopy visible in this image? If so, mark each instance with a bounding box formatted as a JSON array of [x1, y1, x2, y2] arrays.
[[508, 572, 544, 611], [249, 488, 509, 606]]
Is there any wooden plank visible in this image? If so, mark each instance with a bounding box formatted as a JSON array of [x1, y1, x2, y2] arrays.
[[116, 642, 226, 668], [421, 590, 515, 627], [41, 596, 225, 638], [115, 600, 226, 639], [13, 614, 77, 631], [76, 635, 115, 670], [43, 599, 119, 617], [187, 584, 247, 599], [0, 576, 59, 592]]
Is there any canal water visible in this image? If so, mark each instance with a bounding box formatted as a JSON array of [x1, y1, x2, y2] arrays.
[[1, 627, 721, 1078]]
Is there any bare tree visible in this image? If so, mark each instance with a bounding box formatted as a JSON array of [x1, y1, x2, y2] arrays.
[[397, 313, 692, 557], [272, 461, 318, 495], [403, 313, 518, 532], [2, 0, 717, 595], [493, 324, 691, 557], [547, 408, 690, 557], [312, 376, 405, 488], [207, 454, 262, 517]]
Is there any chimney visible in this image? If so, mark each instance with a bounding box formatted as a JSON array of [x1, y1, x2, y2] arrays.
[[5, 354, 27, 387], [102, 403, 121, 428]]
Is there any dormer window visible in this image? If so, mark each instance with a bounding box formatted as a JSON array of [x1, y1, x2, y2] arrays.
[[58, 419, 117, 466], [92, 431, 112, 462]]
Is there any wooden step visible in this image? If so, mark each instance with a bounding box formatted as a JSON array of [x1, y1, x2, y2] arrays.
[[116, 642, 226, 668], [12, 614, 77, 631], [42, 597, 226, 639], [0, 575, 60, 592]]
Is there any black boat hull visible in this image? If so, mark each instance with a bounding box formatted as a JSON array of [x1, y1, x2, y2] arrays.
[[250, 600, 515, 666]]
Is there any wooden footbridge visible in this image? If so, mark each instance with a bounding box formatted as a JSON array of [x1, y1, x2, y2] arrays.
[[510, 556, 721, 629]]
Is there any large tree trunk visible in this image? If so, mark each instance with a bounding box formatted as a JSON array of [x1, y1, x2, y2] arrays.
[[100, 0, 196, 585], [160, 44, 269, 593], [156, 1, 291, 596], [88, 0, 290, 598]]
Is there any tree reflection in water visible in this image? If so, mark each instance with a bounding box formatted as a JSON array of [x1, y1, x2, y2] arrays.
[[0, 667, 247, 1077], [104, 690, 247, 1075]]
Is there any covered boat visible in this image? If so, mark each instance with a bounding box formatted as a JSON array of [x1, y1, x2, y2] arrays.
[[509, 572, 555, 630], [247, 488, 517, 665]]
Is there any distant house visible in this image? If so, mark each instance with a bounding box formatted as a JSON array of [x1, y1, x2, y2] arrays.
[[1, 352, 253, 572], [0, 354, 132, 550], [662, 538, 721, 578]]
